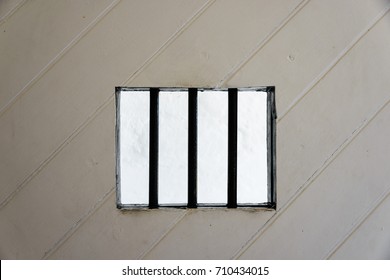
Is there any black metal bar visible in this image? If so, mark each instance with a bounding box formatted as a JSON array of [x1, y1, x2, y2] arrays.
[[266, 86, 277, 209], [188, 88, 198, 208], [149, 88, 159, 208], [115, 88, 122, 209], [228, 88, 238, 208]]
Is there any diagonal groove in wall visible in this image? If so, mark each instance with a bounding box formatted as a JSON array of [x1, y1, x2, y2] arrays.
[[121, 0, 216, 86], [232, 98, 390, 259], [129, 0, 309, 258], [1, 0, 217, 258], [325, 186, 390, 259], [137, 211, 188, 260], [0, 0, 216, 210], [0, 0, 27, 26], [217, 0, 310, 88], [0, 0, 122, 117], [277, 5, 390, 123], [43, 187, 116, 259], [228, 5, 390, 259], [0, 96, 114, 209], [3, 0, 387, 260], [125, 0, 309, 260], [35, 1, 387, 258], [43, 184, 188, 259], [139, 1, 390, 259]]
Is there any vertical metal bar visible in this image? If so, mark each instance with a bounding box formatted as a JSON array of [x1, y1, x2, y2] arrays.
[[149, 88, 159, 208], [188, 88, 198, 208], [115, 88, 122, 209], [267, 86, 277, 209], [228, 88, 238, 208]]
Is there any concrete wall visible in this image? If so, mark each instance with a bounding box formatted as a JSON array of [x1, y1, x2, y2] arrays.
[[1, 0, 390, 259]]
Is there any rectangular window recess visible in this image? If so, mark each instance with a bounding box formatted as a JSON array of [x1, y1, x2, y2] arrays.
[[115, 87, 276, 209]]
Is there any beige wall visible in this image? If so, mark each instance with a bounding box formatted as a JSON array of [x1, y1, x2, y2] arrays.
[[1, 0, 390, 259]]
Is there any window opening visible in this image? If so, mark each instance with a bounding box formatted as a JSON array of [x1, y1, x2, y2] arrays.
[[115, 87, 276, 209]]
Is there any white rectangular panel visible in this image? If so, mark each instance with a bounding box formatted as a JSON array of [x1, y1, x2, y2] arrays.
[[237, 91, 268, 204], [158, 91, 188, 205], [198, 91, 228, 204], [119, 91, 149, 205]]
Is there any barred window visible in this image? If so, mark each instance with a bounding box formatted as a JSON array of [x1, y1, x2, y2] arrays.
[[115, 87, 276, 209]]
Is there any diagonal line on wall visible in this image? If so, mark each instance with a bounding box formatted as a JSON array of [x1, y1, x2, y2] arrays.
[[43, 186, 116, 259], [0, 0, 27, 26], [5, 0, 217, 258], [228, 4, 390, 259], [0, 95, 115, 209], [133, 0, 309, 259], [0, 0, 122, 118], [232, 98, 390, 259], [136, 211, 188, 260], [216, 0, 310, 88], [325, 186, 390, 259], [4, 0, 387, 260], [44, 184, 188, 259], [277, 5, 390, 123], [121, 0, 216, 86], [0, 0, 216, 210]]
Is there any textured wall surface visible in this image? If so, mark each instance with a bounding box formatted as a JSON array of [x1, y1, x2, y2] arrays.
[[1, 0, 390, 259]]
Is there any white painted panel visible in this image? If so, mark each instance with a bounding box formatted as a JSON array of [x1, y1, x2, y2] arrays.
[[159, 91, 188, 205], [119, 91, 149, 205], [198, 90, 228, 204], [237, 91, 268, 204]]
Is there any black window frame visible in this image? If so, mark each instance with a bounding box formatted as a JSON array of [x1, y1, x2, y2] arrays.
[[115, 87, 276, 209]]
